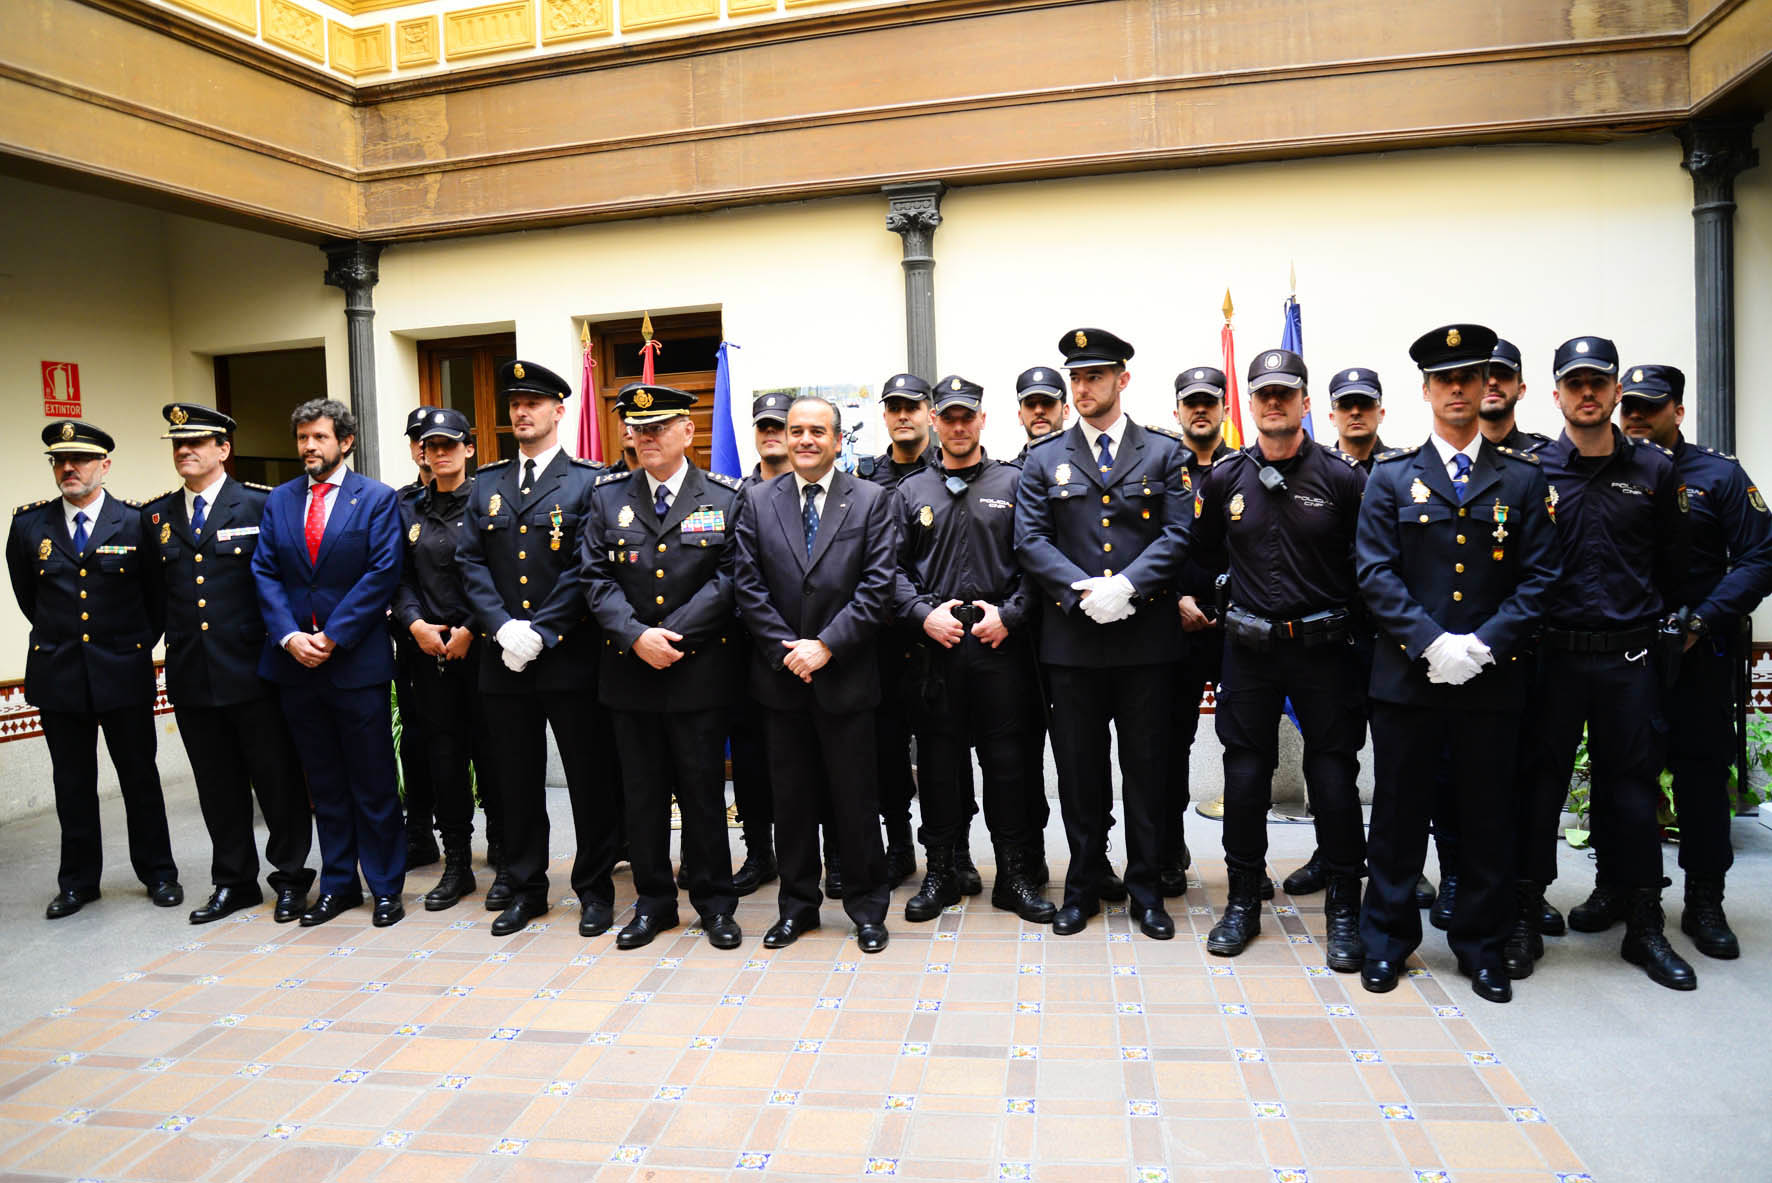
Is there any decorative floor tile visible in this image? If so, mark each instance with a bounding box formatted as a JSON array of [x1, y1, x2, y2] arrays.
[[1254, 1102, 1288, 1119], [610, 1145, 647, 1164], [1006, 1097, 1036, 1114], [492, 1138, 526, 1156], [736, 1151, 770, 1170], [864, 1157, 899, 1175], [1380, 1104, 1416, 1121], [1128, 1099, 1160, 1117], [884, 1094, 915, 1111]]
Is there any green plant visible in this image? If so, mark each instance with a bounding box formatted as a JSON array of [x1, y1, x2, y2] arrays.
[[1728, 715, 1772, 812], [1564, 714, 1772, 849]]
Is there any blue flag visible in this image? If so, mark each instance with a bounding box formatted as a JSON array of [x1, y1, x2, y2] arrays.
[[1281, 295, 1313, 439], [712, 341, 741, 478]]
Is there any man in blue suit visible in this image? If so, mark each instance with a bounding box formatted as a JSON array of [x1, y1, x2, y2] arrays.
[[252, 398, 407, 928]]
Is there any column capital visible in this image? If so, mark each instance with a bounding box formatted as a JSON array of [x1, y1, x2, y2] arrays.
[[1678, 117, 1761, 197], [883, 181, 946, 244], [321, 239, 383, 299]]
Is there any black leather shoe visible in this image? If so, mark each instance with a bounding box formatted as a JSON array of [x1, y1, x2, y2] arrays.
[[731, 849, 778, 897], [1158, 857, 1189, 898], [273, 888, 306, 924], [1538, 898, 1566, 937], [704, 913, 742, 950], [1097, 870, 1128, 903], [1137, 908, 1175, 940], [1467, 966, 1512, 1004], [372, 895, 405, 927], [856, 923, 889, 954], [189, 885, 263, 924], [1259, 877, 1276, 901], [1052, 902, 1098, 936], [823, 860, 845, 901], [491, 896, 548, 937], [763, 915, 820, 948], [45, 887, 100, 920], [1412, 874, 1437, 909], [616, 912, 679, 950], [299, 892, 363, 927], [1569, 882, 1627, 933], [484, 869, 516, 911], [578, 899, 613, 938], [1360, 959, 1399, 993], [1282, 853, 1325, 896], [1428, 874, 1458, 931], [406, 828, 440, 870], [885, 843, 917, 888], [149, 880, 184, 908]]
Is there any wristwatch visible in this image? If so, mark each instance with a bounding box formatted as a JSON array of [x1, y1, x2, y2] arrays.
[[1685, 612, 1710, 638]]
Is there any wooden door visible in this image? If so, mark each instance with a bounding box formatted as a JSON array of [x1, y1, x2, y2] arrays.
[[417, 333, 518, 467], [588, 313, 723, 471]]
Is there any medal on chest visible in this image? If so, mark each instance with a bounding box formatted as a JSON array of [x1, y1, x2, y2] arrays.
[[1055, 463, 1072, 487], [1545, 484, 1558, 522], [1491, 500, 1508, 560], [617, 503, 635, 529], [159, 522, 171, 545], [549, 505, 564, 551], [1410, 478, 1431, 504]]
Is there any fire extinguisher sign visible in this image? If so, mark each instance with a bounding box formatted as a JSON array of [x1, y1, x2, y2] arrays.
[[42, 361, 81, 418]]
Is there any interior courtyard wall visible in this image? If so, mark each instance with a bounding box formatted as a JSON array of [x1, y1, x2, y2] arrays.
[[1734, 117, 1772, 641]]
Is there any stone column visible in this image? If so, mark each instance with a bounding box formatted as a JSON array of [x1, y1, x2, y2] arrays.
[[322, 240, 385, 480], [1678, 117, 1761, 453], [883, 181, 946, 382]]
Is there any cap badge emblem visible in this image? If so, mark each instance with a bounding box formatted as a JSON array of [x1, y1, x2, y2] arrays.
[[1265, 354, 1280, 368], [60, 422, 75, 441], [512, 362, 526, 379], [1446, 329, 1461, 347], [918, 505, 933, 527], [1075, 331, 1087, 348], [1194, 370, 1205, 380], [950, 378, 962, 391], [169, 406, 188, 426], [433, 412, 446, 423], [1229, 492, 1245, 520], [1034, 370, 1044, 380], [1576, 341, 1589, 354], [1348, 370, 1360, 381], [634, 391, 653, 409], [1055, 463, 1072, 486], [894, 377, 905, 388], [1632, 369, 1644, 383]]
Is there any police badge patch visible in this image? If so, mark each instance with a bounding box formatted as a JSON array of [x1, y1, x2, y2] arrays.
[[409, 523, 421, 544], [38, 538, 52, 560], [160, 522, 171, 545], [918, 505, 934, 527], [1750, 486, 1767, 513]]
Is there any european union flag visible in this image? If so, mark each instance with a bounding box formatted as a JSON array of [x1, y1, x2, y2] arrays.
[[1281, 295, 1313, 439], [712, 341, 741, 478]]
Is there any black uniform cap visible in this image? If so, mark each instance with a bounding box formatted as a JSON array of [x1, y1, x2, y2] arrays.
[[1490, 339, 1523, 373], [498, 359, 572, 400], [1620, 363, 1685, 405], [1247, 348, 1307, 390], [752, 392, 790, 425], [1409, 324, 1498, 373], [43, 420, 114, 457], [1015, 366, 1066, 402], [405, 405, 442, 440], [1328, 368, 1382, 403], [161, 403, 236, 440], [417, 407, 473, 442], [1174, 367, 1227, 401], [1058, 327, 1134, 369], [617, 383, 696, 425], [932, 374, 984, 414], [1552, 336, 1620, 381], [881, 373, 933, 403]]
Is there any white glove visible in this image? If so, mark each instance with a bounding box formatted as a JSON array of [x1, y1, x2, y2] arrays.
[[500, 645, 532, 673], [1072, 574, 1137, 624], [1463, 634, 1496, 670], [1424, 632, 1483, 685], [495, 619, 545, 663]]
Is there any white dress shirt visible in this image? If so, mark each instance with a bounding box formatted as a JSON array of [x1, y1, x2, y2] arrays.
[[645, 461, 689, 513], [305, 469, 346, 531], [515, 443, 562, 488], [63, 490, 106, 544], [1079, 412, 1130, 469], [185, 472, 227, 530], [793, 470, 831, 520], [1428, 431, 1483, 482]]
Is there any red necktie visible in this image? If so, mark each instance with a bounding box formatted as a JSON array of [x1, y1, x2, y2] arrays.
[[305, 481, 331, 563]]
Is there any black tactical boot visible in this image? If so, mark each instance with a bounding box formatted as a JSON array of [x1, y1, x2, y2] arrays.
[[1621, 887, 1697, 991], [406, 825, 441, 870], [905, 846, 961, 922], [1501, 881, 1543, 980], [1207, 871, 1264, 957], [990, 845, 1057, 924], [1323, 874, 1365, 973], [1568, 879, 1628, 933], [1412, 874, 1438, 909], [1282, 851, 1325, 896], [731, 840, 778, 897], [1428, 873, 1458, 932], [423, 840, 476, 911], [1681, 873, 1740, 960], [953, 842, 984, 896], [885, 816, 917, 888]]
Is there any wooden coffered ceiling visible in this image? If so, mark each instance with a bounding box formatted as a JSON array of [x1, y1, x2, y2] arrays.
[[4, 0, 1770, 243]]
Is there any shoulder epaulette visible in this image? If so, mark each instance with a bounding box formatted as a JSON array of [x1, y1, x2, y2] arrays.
[[595, 469, 632, 486], [1494, 446, 1541, 466], [1143, 422, 1184, 442], [709, 472, 742, 490], [143, 487, 180, 507], [116, 497, 143, 508], [1028, 431, 1068, 450], [1699, 445, 1739, 461], [13, 498, 50, 515], [477, 459, 513, 472], [1214, 449, 1253, 468], [571, 456, 604, 469], [1329, 449, 1360, 467], [1648, 440, 1675, 457], [1373, 446, 1421, 464], [241, 480, 275, 492]]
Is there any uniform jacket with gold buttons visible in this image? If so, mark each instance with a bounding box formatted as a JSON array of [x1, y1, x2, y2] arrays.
[[6, 493, 163, 713], [143, 478, 275, 708], [455, 451, 603, 693], [581, 464, 743, 711]]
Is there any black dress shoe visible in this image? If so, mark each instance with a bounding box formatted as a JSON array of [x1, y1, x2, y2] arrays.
[[1158, 860, 1189, 898], [299, 892, 363, 927], [1539, 898, 1567, 937], [45, 887, 100, 920], [731, 849, 778, 896], [704, 913, 742, 949], [1097, 870, 1128, 902], [372, 894, 405, 928], [1137, 908, 1175, 940], [1360, 959, 1400, 993], [1412, 874, 1437, 909], [763, 915, 821, 948], [484, 869, 516, 911], [1052, 901, 1098, 936], [273, 888, 306, 924], [823, 862, 845, 901], [491, 896, 548, 937], [149, 880, 184, 908], [406, 828, 440, 870], [616, 912, 679, 950], [578, 899, 613, 938], [190, 885, 263, 924], [1428, 874, 1458, 931], [1467, 966, 1513, 1004], [856, 923, 889, 954]]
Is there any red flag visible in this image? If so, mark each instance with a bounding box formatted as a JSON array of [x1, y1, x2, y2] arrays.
[[1221, 289, 1245, 449], [577, 322, 602, 462]]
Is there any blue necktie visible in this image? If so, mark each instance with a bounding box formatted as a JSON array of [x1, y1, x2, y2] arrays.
[[191, 494, 206, 534], [1451, 453, 1472, 503], [1096, 432, 1114, 474], [72, 511, 88, 555], [803, 483, 822, 557], [654, 483, 670, 518]]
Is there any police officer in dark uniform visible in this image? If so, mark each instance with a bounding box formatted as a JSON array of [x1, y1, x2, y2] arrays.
[[1479, 339, 1553, 454], [1013, 366, 1070, 465], [860, 373, 945, 891], [456, 360, 620, 938], [392, 408, 495, 912], [583, 383, 745, 950], [1191, 349, 1368, 971], [8, 421, 180, 918], [1603, 364, 1772, 957], [394, 406, 441, 870], [1355, 325, 1560, 1004], [144, 404, 312, 924], [1015, 328, 1189, 939], [1167, 366, 1234, 895], [893, 375, 1051, 924], [1521, 336, 1694, 990]]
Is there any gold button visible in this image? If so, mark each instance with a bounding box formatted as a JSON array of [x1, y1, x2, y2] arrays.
[[1452, 591, 1463, 602], [198, 598, 207, 607], [194, 555, 202, 563], [1456, 535, 1466, 545], [195, 576, 204, 585], [1419, 514, 1429, 523], [1101, 518, 1110, 527], [1102, 543, 1112, 552], [518, 550, 526, 560], [655, 569, 665, 578], [655, 595, 665, 605], [1458, 508, 1467, 517], [1103, 569, 1113, 577], [1454, 564, 1464, 574], [80, 612, 88, 620], [657, 543, 667, 552], [79, 590, 86, 599], [81, 634, 89, 642], [201, 621, 210, 630], [520, 525, 527, 533], [234, 547, 241, 554], [1101, 495, 1110, 505], [522, 600, 530, 609], [79, 568, 86, 577], [1142, 510, 1150, 519], [519, 575, 528, 584]]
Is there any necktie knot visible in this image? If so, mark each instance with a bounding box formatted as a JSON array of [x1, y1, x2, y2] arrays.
[[1451, 453, 1472, 503], [73, 511, 87, 527]]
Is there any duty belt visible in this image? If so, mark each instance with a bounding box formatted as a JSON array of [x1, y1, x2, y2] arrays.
[[1224, 605, 1351, 651], [1542, 625, 1656, 653]]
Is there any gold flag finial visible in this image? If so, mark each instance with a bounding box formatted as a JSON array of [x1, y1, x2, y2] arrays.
[[1289, 260, 1296, 296], [1222, 289, 1234, 321], [641, 312, 654, 342], [579, 321, 590, 350]]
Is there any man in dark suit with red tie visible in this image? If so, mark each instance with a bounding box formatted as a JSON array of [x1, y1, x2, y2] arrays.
[[252, 398, 407, 928], [733, 394, 898, 953]]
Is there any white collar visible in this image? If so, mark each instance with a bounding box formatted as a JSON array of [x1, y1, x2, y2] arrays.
[[307, 464, 348, 490], [1079, 413, 1129, 455], [794, 469, 834, 497], [1428, 431, 1482, 468], [516, 443, 562, 479], [186, 472, 227, 514], [63, 490, 105, 529], [644, 461, 690, 501]]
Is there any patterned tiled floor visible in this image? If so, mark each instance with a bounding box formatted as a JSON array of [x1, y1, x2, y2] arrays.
[[0, 858, 1592, 1182]]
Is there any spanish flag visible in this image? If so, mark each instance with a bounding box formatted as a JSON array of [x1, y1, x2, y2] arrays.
[[1220, 289, 1245, 449]]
